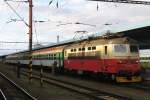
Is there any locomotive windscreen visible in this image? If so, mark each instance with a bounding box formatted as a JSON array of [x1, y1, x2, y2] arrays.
[[114, 44, 127, 53]]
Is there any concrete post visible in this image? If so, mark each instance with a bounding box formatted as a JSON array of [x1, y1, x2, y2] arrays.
[[40, 65, 43, 87]]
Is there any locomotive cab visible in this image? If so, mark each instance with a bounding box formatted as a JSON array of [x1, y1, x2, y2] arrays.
[[110, 41, 142, 82]]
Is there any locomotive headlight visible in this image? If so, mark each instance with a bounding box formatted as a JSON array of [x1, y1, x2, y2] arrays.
[[119, 60, 122, 63], [117, 60, 127, 64], [118, 60, 123, 64], [136, 60, 139, 63]]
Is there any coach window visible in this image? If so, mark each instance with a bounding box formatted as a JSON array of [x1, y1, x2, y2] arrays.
[[38, 55, 40, 59], [50, 54, 52, 60], [54, 54, 56, 59], [41, 55, 43, 59], [46, 55, 48, 59], [45, 55, 48, 59], [105, 46, 107, 55], [88, 47, 91, 50], [51, 54, 52, 59], [51, 54, 53, 59], [48, 54, 50, 59], [40, 55, 42, 59], [65, 51, 67, 56], [43, 55, 45, 59]]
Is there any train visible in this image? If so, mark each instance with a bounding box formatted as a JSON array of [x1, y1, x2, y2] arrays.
[[2, 35, 142, 82]]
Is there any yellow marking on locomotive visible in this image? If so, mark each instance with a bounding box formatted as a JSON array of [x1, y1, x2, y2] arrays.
[[116, 76, 142, 82]]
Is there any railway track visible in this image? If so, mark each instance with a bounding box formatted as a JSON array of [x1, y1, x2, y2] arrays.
[[0, 89, 6, 100], [21, 71, 131, 100], [118, 83, 150, 92], [22, 66, 150, 92], [3, 64, 149, 100], [0, 72, 36, 100]]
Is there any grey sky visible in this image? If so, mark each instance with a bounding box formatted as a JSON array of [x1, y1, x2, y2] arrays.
[[0, 0, 150, 55]]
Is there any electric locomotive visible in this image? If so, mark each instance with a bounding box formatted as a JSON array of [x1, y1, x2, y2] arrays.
[[64, 36, 141, 82]]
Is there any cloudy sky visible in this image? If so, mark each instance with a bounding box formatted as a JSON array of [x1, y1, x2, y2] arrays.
[[0, 0, 150, 55]]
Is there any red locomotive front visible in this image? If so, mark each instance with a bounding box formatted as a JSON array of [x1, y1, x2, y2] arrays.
[[64, 37, 142, 82]]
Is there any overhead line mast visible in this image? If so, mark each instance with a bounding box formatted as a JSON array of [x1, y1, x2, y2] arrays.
[[28, 0, 33, 83], [88, 0, 150, 5]]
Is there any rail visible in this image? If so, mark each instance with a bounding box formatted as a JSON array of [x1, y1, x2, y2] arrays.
[[0, 89, 7, 100], [22, 71, 132, 100], [0, 72, 36, 100]]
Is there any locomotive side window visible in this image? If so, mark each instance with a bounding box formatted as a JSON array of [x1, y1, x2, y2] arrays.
[[92, 46, 96, 50], [114, 44, 127, 53], [105, 46, 107, 55], [71, 49, 73, 52], [79, 48, 81, 51], [130, 45, 138, 53], [74, 49, 76, 52], [88, 47, 91, 50], [82, 48, 85, 51]]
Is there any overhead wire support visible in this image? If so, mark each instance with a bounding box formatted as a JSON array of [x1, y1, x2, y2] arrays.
[[88, 0, 150, 5], [57, 22, 96, 27], [4, 0, 28, 3], [28, 0, 33, 84], [0, 49, 23, 50], [4, 0, 29, 26], [0, 41, 52, 44]]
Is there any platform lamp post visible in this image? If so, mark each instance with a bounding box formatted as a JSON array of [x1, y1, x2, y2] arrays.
[[28, 0, 33, 83]]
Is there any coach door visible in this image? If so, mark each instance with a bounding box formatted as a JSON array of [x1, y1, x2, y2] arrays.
[[103, 45, 108, 72], [58, 52, 61, 67]]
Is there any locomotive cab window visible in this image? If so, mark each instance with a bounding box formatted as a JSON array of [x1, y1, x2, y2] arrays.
[[114, 44, 127, 53], [130, 45, 138, 53]]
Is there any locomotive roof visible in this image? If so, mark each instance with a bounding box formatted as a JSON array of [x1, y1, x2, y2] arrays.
[[63, 37, 137, 49]]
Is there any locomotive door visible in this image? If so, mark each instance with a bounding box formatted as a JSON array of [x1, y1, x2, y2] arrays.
[[103, 45, 109, 72]]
